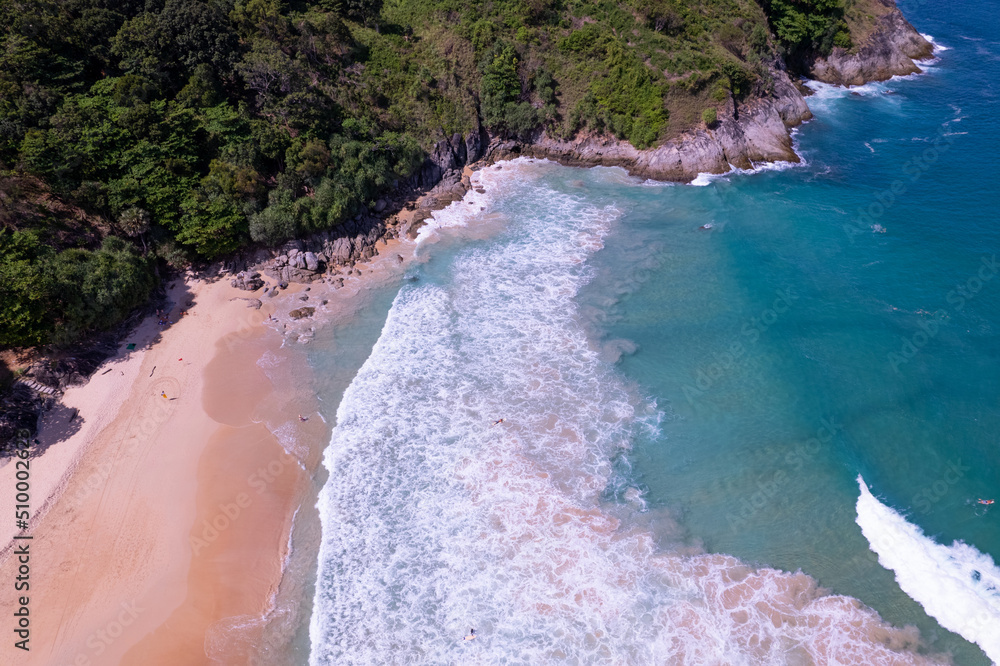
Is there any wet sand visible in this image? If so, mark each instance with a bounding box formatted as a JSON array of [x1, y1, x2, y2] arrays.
[[0, 275, 324, 665], [0, 168, 489, 665]]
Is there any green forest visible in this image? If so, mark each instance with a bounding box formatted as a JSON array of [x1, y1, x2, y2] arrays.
[[0, 0, 865, 348]]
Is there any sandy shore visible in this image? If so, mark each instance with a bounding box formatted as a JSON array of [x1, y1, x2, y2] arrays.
[[0, 271, 325, 665], [0, 164, 490, 665]]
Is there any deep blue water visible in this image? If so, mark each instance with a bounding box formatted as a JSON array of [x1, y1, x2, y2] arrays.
[[305, 2, 999, 662]]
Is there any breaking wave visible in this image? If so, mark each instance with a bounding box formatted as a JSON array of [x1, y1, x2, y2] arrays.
[[309, 160, 941, 665], [857, 477, 1000, 663]]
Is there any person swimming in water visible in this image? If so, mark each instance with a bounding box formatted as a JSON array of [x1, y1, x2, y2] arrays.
[[491, 419, 504, 426], [978, 499, 994, 505], [463, 629, 476, 641]]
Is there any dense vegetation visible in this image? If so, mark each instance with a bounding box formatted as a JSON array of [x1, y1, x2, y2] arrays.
[[1, 0, 868, 348]]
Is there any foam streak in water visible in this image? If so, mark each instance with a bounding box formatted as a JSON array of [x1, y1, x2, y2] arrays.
[[856, 476, 1000, 663], [309, 159, 944, 665]]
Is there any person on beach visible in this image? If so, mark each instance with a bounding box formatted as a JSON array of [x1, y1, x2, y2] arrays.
[[161, 391, 167, 399], [299, 414, 308, 422]]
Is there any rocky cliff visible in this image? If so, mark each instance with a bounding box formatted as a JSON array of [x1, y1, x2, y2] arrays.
[[491, 1, 931, 181], [808, 7, 933, 86], [514, 67, 812, 182], [227, 1, 932, 277]]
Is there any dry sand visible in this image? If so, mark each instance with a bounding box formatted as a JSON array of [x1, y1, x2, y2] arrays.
[[0, 167, 492, 666], [0, 273, 324, 665]]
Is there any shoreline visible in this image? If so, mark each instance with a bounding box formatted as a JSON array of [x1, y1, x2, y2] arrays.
[[0, 16, 941, 654], [216, 13, 936, 288], [0, 273, 313, 664], [0, 167, 476, 662], [303, 157, 963, 664]]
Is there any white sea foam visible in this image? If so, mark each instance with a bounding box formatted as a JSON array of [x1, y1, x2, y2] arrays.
[[206, 605, 297, 665], [943, 105, 966, 127], [309, 159, 942, 665], [256, 349, 282, 370], [640, 178, 678, 187], [413, 166, 504, 243], [805, 79, 887, 99], [738, 157, 805, 176], [856, 476, 1000, 663], [690, 156, 803, 187], [690, 171, 720, 186], [921, 34, 951, 53], [803, 47, 947, 101], [271, 420, 309, 465]]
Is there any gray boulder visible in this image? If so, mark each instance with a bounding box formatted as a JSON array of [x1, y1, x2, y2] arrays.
[[231, 271, 264, 291], [466, 129, 485, 163], [304, 251, 319, 271], [328, 237, 352, 264], [279, 266, 318, 283], [430, 139, 457, 171], [807, 9, 933, 86], [450, 133, 467, 165], [419, 161, 443, 188]]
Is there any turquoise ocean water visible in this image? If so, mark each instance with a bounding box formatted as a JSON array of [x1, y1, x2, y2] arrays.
[[305, 2, 999, 662]]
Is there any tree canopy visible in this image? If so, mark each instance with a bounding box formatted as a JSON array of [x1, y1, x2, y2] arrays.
[[0, 0, 865, 347]]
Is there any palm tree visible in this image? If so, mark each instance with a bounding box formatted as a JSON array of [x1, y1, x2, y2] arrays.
[[118, 207, 151, 254]]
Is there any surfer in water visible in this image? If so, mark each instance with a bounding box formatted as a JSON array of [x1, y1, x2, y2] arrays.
[[491, 418, 504, 426], [463, 629, 476, 641], [974, 498, 994, 516]]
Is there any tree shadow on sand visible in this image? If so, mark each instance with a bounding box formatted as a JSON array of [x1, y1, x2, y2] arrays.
[[29, 400, 85, 458], [1, 273, 208, 456]]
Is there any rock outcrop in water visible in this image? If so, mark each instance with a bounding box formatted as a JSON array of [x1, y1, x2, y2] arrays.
[[514, 68, 812, 182], [487, 3, 931, 181], [806, 7, 933, 86]]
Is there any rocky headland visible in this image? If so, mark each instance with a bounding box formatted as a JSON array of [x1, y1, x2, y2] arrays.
[[228, 1, 934, 289], [807, 6, 934, 86], [514, 66, 811, 181]]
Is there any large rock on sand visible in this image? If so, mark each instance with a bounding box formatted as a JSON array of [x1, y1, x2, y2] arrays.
[[231, 271, 264, 291], [304, 251, 319, 271]]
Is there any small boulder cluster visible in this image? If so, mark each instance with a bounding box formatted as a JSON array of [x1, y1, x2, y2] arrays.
[[228, 128, 492, 293], [231, 271, 264, 291]]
